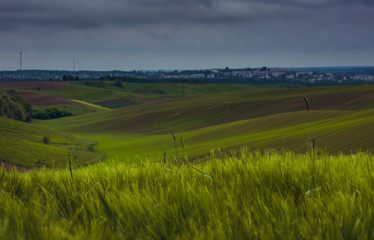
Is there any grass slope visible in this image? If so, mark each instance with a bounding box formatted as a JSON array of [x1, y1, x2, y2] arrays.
[[1, 149, 374, 239], [36, 85, 374, 163], [42, 85, 374, 134], [2, 81, 269, 116], [2, 83, 374, 238], [0, 117, 102, 168], [41, 81, 267, 108]]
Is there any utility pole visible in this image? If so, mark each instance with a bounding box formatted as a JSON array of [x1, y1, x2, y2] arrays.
[[73, 58, 75, 71], [19, 51, 23, 79]]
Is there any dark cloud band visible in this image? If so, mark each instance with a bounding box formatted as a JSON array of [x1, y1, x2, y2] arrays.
[[0, 0, 373, 70]]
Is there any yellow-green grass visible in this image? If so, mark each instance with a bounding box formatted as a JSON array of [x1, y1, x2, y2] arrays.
[[1, 149, 374, 239], [39, 84, 374, 134], [38, 111, 374, 164], [3, 83, 374, 238], [0, 117, 102, 168], [33, 84, 374, 163], [39, 109, 372, 164]]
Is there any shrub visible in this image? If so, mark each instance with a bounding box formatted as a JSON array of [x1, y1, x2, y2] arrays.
[[32, 108, 73, 120], [113, 79, 123, 88], [6, 89, 16, 94], [42, 136, 50, 145]]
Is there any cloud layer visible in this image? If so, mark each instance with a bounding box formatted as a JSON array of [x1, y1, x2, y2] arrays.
[[1, 0, 373, 70]]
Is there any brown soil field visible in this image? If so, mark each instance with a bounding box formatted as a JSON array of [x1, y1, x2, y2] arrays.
[[133, 90, 166, 94], [14, 92, 76, 105], [130, 96, 170, 103], [98, 98, 136, 108], [0, 81, 69, 90], [0, 161, 30, 172]]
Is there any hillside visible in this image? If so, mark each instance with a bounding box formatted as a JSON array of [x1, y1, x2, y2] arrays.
[[36, 84, 374, 163], [0, 81, 277, 166], [0, 117, 102, 168], [0, 81, 266, 110], [2, 82, 374, 239], [40, 85, 374, 133]]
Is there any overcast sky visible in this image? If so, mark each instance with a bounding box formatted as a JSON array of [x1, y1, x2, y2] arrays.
[[1, 0, 373, 70]]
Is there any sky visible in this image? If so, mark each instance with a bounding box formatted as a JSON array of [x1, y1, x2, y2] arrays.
[[0, 0, 373, 71]]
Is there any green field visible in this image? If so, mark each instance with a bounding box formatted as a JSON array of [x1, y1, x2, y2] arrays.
[[1, 81, 374, 239], [35, 84, 374, 163], [42, 81, 267, 107], [1, 150, 374, 239], [0, 117, 101, 168], [2, 82, 374, 165]]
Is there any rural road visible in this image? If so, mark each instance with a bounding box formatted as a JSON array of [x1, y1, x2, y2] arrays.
[[70, 99, 110, 110]]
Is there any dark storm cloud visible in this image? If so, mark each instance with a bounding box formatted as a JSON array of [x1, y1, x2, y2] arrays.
[[0, 0, 373, 70], [0, 0, 222, 31], [128, 0, 218, 7], [1, 0, 373, 30]]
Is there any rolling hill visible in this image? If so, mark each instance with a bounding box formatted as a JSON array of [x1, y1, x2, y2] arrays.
[[0, 116, 102, 168], [35, 84, 374, 163]]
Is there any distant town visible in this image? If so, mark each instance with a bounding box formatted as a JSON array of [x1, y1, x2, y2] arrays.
[[1, 66, 374, 85]]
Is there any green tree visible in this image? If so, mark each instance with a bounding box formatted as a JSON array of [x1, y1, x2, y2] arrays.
[[0, 94, 32, 122], [113, 79, 123, 88], [42, 136, 50, 145]]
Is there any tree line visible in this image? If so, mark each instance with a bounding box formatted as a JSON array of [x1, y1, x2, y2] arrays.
[[0, 93, 73, 122], [0, 94, 32, 122]]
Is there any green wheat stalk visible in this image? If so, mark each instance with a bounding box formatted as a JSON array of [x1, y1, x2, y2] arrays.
[[180, 137, 187, 164], [89, 185, 119, 231], [303, 95, 315, 150], [169, 126, 179, 162], [67, 151, 73, 179], [191, 166, 213, 181]]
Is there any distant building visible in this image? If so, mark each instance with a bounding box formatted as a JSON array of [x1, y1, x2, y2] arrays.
[[207, 74, 215, 79], [270, 70, 285, 77], [230, 71, 252, 78], [191, 74, 205, 79], [286, 74, 295, 79], [352, 75, 374, 81], [296, 72, 313, 77]]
